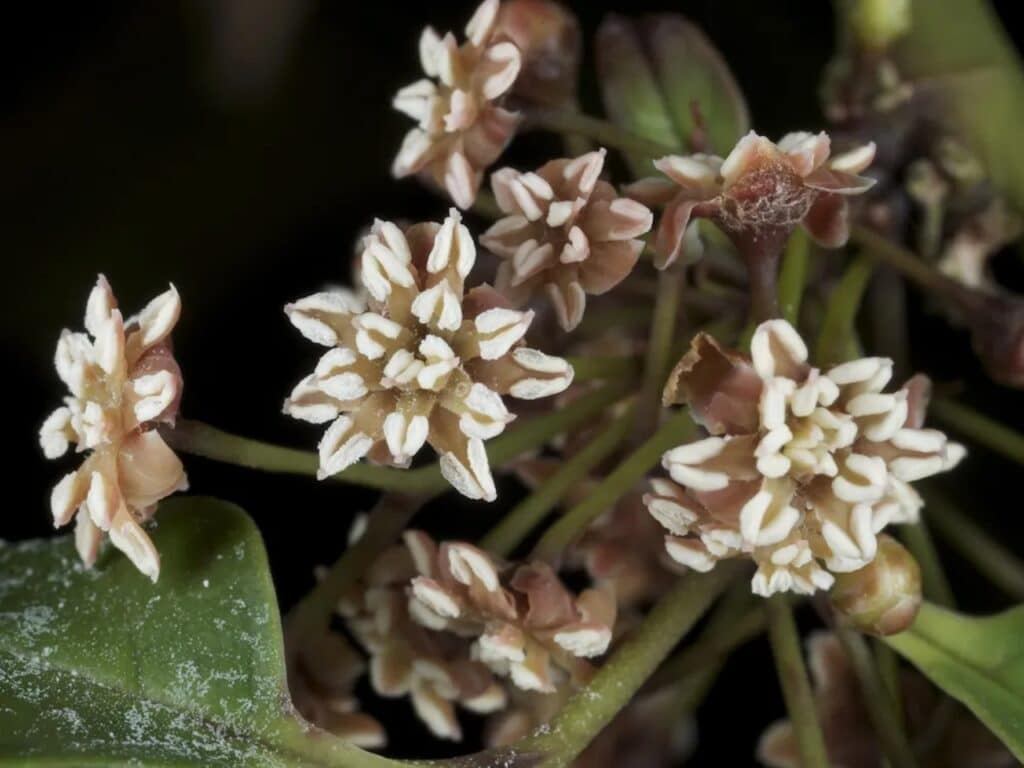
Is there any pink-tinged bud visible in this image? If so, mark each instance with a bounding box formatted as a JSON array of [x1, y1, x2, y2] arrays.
[[496, 0, 581, 108], [830, 534, 921, 636]]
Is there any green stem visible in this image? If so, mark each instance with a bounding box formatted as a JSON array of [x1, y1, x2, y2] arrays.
[[898, 521, 957, 608], [874, 639, 904, 717], [765, 596, 830, 768], [930, 398, 1024, 466], [924, 493, 1024, 601], [523, 108, 677, 160], [531, 408, 695, 562], [164, 379, 632, 494], [635, 264, 684, 443], [837, 629, 918, 768], [480, 405, 636, 558], [850, 226, 958, 295], [778, 229, 810, 326], [286, 493, 428, 636], [522, 565, 743, 767], [814, 254, 874, 366], [566, 354, 639, 383]]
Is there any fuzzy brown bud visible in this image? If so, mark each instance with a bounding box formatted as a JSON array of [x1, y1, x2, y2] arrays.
[[830, 534, 921, 636], [496, 0, 581, 108]]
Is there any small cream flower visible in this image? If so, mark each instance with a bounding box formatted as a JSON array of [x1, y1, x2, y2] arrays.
[[627, 131, 876, 268], [481, 148, 653, 331], [392, 0, 522, 209], [645, 319, 964, 597], [405, 531, 616, 693], [284, 209, 573, 501], [338, 537, 506, 742], [41, 275, 188, 581]]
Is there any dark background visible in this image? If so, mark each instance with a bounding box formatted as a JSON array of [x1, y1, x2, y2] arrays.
[[4, 1, 1022, 764]]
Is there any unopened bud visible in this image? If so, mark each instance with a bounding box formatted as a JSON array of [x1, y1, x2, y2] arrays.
[[847, 0, 911, 51], [830, 534, 921, 636], [496, 0, 581, 108]]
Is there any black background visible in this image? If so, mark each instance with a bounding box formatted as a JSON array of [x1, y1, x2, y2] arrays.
[[3, 2, 1022, 763]]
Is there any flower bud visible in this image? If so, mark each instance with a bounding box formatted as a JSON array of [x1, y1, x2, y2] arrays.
[[830, 534, 922, 636], [847, 0, 911, 51], [496, 0, 581, 108]]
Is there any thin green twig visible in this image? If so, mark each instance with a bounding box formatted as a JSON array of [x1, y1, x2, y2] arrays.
[[930, 398, 1024, 466], [523, 108, 677, 160], [765, 596, 830, 768], [814, 254, 874, 366], [838, 629, 918, 768], [480, 405, 636, 558], [634, 264, 684, 443], [924, 492, 1024, 601], [531, 408, 695, 562], [778, 229, 810, 326], [522, 565, 743, 767]]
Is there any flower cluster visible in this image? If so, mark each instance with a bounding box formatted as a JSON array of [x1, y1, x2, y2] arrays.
[[406, 531, 615, 693], [40, 276, 188, 581], [338, 535, 506, 742], [392, 0, 522, 209], [628, 131, 876, 268], [645, 319, 964, 596], [284, 209, 573, 500], [481, 149, 653, 330]]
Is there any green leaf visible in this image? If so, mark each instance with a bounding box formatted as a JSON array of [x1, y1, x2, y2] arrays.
[[596, 13, 749, 176], [0, 497, 394, 767], [642, 14, 750, 156], [885, 601, 1024, 761]]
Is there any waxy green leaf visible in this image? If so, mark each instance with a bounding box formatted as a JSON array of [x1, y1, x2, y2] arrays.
[[885, 601, 1024, 761], [0, 497, 393, 767]]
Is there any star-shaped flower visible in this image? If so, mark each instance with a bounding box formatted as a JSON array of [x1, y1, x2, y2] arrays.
[[41, 275, 188, 581], [285, 209, 573, 501]]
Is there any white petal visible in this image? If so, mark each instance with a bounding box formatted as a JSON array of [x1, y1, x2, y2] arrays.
[[135, 284, 181, 350], [474, 308, 532, 360], [317, 416, 373, 479]]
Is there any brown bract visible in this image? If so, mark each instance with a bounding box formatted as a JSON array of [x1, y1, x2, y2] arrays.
[[627, 131, 876, 269], [405, 531, 616, 694], [41, 275, 188, 582], [284, 209, 573, 501], [392, 0, 522, 209], [646, 319, 964, 597], [481, 149, 653, 331]]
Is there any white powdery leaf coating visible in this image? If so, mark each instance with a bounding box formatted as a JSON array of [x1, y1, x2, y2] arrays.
[[459, 383, 510, 440], [508, 347, 574, 399], [411, 280, 463, 331], [411, 576, 462, 620], [446, 543, 500, 591], [474, 307, 533, 360], [751, 319, 808, 378], [664, 537, 717, 572], [317, 416, 373, 480], [553, 625, 611, 658], [129, 370, 178, 423]]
